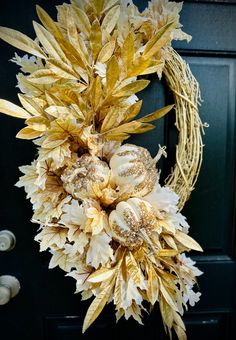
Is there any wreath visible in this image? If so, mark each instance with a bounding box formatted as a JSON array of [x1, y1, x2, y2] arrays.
[[0, 1, 205, 339]]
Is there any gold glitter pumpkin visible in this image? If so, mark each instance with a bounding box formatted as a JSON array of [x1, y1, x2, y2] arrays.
[[109, 144, 158, 198], [61, 154, 110, 199], [109, 197, 157, 249]]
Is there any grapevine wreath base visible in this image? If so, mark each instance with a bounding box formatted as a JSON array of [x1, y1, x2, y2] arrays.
[[0, 1, 206, 339]]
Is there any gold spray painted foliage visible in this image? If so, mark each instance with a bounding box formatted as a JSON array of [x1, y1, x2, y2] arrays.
[[0, 1, 205, 339]]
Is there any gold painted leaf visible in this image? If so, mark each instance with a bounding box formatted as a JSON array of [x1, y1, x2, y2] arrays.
[[0, 99, 31, 119], [173, 324, 187, 340], [113, 79, 150, 97], [41, 134, 67, 149], [100, 106, 121, 132], [127, 57, 151, 78], [159, 279, 179, 312], [162, 234, 178, 250], [122, 100, 143, 123], [16, 127, 43, 139], [47, 59, 78, 80], [65, 7, 87, 68], [158, 249, 179, 257], [143, 21, 174, 59], [173, 311, 186, 331], [49, 250, 75, 272], [147, 263, 159, 305], [90, 19, 102, 61], [27, 69, 60, 84], [175, 231, 203, 252], [35, 226, 67, 251], [121, 32, 134, 74], [139, 104, 174, 123], [101, 5, 120, 34], [0, 26, 46, 59], [106, 55, 119, 93], [33, 21, 67, 63], [18, 94, 44, 116], [36, 5, 84, 66], [97, 40, 116, 63], [90, 76, 103, 110], [82, 282, 114, 333], [125, 252, 142, 285], [73, 7, 91, 38], [160, 295, 174, 329], [87, 268, 115, 283], [140, 61, 163, 76], [92, 0, 105, 15], [45, 106, 71, 118], [26, 116, 49, 132], [103, 0, 119, 13], [104, 121, 154, 141]]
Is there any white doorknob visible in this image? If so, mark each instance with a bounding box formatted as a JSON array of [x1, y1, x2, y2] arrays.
[[0, 275, 20, 305], [0, 230, 16, 251]]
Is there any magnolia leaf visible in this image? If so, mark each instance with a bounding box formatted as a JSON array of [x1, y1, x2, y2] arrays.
[[175, 231, 203, 252], [143, 22, 174, 59], [121, 32, 134, 74], [0, 99, 31, 119], [113, 80, 150, 97], [97, 40, 116, 63], [33, 21, 67, 63], [0, 26, 46, 59], [16, 127, 43, 139], [82, 282, 114, 333], [106, 55, 119, 92], [139, 104, 174, 123], [90, 19, 102, 61], [26, 116, 49, 132], [47, 59, 78, 80], [87, 268, 115, 283], [73, 7, 91, 37], [28, 69, 60, 84], [101, 5, 120, 34]]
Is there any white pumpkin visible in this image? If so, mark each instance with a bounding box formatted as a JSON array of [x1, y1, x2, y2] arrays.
[[109, 144, 158, 198], [109, 197, 157, 249], [61, 154, 110, 199]]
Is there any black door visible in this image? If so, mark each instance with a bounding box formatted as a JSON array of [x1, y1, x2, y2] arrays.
[[0, 1, 235, 339]]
